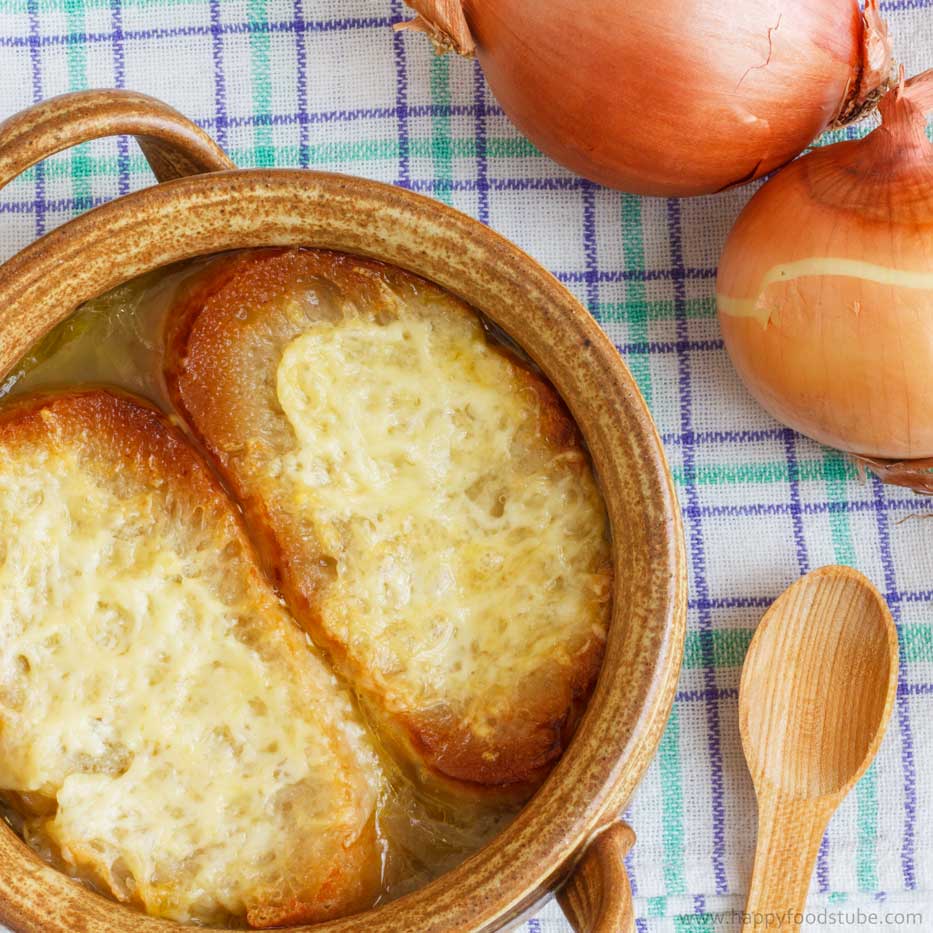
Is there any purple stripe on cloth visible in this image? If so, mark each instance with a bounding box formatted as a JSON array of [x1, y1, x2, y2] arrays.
[[622, 802, 642, 904], [188, 103, 507, 126], [0, 102, 510, 134], [662, 427, 787, 445], [868, 479, 919, 891], [581, 266, 716, 282], [688, 589, 933, 612], [691, 595, 773, 610], [893, 589, 933, 605], [873, 496, 898, 591], [472, 59, 490, 225], [678, 681, 933, 706], [688, 500, 930, 521], [816, 834, 831, 894], [581, 181, 599, 313], [209, 0, 228, 149], [110, 0, 131, 196], [897, 691, 919, 890], [0, 16, 395, 48], [678, 687, 739, 704], [390, 0, 410, 187], [781, 428, 810, 575], [26, 0, 45, 239], [615, 339, 725, 354], [668, 197, 729, 896], [880, 682, 929, 701], [881, 0, 933, 10], [625, 850, 640, 900], [292, 0, 310, 169], [411, 177, 589, 193]]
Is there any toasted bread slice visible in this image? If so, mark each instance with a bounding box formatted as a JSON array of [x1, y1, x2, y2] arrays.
[[165, 249, 613, 795], [0, 389, 381, 928]]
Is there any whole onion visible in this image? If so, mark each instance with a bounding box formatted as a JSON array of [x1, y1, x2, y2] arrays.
[[717, 70, 933, 477], [399, 0, 892, 197]]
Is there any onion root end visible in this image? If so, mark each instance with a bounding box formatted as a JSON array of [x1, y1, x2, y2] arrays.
[[855, 455, 933, 495]]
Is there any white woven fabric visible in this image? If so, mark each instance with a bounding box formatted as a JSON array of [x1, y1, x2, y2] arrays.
[[0, 2, 931, 930]]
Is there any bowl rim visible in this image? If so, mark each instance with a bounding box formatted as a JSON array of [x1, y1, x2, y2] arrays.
[[0, 167, 687, 933]]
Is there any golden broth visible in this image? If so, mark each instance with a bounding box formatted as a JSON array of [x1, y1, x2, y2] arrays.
[[0, 257, 519, 922]]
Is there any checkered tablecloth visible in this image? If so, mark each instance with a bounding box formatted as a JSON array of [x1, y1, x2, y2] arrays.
[[0, 2, 932, 931]]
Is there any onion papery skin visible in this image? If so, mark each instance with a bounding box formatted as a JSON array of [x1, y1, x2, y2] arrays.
[[401, 0, 890, 197], [717, 71, 933, 460]]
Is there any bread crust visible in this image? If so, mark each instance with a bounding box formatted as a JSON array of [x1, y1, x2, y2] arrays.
[[0, 388, 381, 928], [165, 249, 612, 798]]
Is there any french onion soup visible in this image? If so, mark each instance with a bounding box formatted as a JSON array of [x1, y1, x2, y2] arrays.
[[0, 249, 612, 927]]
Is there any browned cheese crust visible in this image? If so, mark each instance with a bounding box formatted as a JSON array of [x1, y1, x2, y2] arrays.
[[165, 249, 613, 798], [0, 388, 381, 928]]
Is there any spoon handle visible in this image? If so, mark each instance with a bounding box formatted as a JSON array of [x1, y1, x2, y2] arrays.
[[744, 787, 834, 930]]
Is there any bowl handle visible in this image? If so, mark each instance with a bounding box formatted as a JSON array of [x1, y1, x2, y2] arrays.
[[557, 821, 637, 933], [0, 89, 234, 198]]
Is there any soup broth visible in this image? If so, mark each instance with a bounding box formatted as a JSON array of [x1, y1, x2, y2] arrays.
[[0, 257, 520, 921]]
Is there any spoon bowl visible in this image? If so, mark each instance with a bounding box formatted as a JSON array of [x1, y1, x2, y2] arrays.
[[741, 565, 897, 799], [739, 565, 898, 928]]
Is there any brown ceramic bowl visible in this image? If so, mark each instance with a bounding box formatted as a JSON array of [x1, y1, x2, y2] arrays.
[[0, 91, 686, 933]]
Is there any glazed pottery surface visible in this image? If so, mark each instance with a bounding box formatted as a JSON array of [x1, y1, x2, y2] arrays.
[[0, 90, 686, 933]]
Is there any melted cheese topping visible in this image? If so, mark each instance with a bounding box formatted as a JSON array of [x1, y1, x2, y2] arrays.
[[276, 310, 610, 731], [0, 442, 378, 925]]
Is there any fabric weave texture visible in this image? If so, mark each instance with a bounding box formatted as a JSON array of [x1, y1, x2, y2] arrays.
[[0, 2, 931, 930]]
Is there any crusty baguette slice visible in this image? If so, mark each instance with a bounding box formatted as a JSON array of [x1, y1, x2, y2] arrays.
[[0, 388, 381, 929], [165, 249, 613, 797]]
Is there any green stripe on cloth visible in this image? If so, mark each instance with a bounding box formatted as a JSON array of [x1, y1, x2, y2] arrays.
[[659, 707, 687, 896], [64, 0, 86, 90], [823, 450, 858, 568], [672, 459, 860, 487], [684, 627, 933, 670], [248, 0, 275, 168], [430, 54, 453, 205], [683, 630, 753, 671], [857, 766, 880, 893], [65, 0, 93, 213], [617, 194, 652, 404], [902, 625, 933, 661], [674, 913, 715, 933], [597, 297, 715, 324], [5, 140, 545, 178], [485, 137, 539, 158], [647, 896, 668, 919]]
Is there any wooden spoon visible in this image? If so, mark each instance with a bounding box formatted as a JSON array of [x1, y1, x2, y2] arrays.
[[739, 565, 898, 929]]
